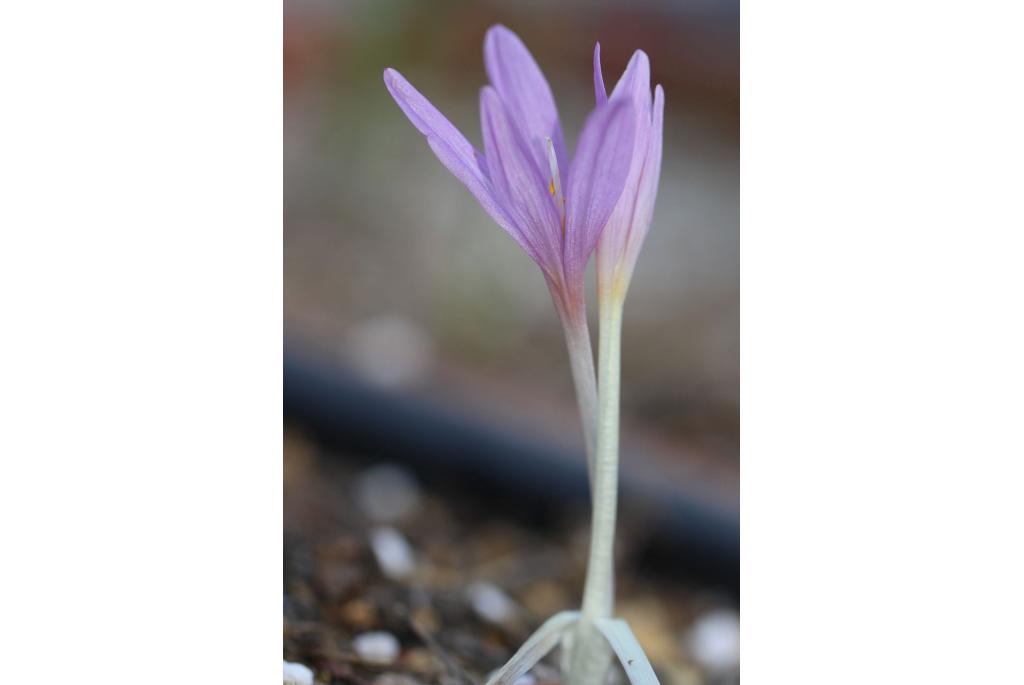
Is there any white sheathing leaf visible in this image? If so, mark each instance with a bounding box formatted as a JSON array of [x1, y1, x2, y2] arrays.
[[559, 624, 575, 674], [594, 618, 662, 685], [485, 610, 581, 685]]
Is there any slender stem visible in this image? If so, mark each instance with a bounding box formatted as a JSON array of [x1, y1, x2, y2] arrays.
[[560, 309, 598, 490], [580, 293, 623, 619], [566, 290, 624, 685], [548, 277, 599, 492]]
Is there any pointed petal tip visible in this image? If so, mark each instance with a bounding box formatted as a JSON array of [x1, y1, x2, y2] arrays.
[[606, 48, 652, 103], [594, 43, 608, 105], [484, 23, 516, 44], [653, 84, 665, 116], [477, 85, 502, 123], [478, 83, 499, 107], [484, 24, 528, 63], [630, 48, 651, 65], [382, 67, 409, 100], [623, 50, 652, 86]]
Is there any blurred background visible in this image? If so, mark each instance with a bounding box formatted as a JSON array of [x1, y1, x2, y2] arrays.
[[285, 0, 738, 505], [285, 2, 739, 683]]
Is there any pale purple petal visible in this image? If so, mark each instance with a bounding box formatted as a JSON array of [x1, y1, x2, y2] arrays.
[[563, 100, 636, 288], [484, 25, 569, 184], [597, 51, 655, 286], [620, 84, 665, 280], [610, 49, 653, 172], [593, 43, 608, 106], [480, 86, 564, 279], [609, 50, 652, 114], [383, 68, 524, 252]]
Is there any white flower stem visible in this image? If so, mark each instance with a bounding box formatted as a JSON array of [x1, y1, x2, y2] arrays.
[[567, 291, 625, 685], [582, 293, 623, 618], [561, 310, 599, 490]]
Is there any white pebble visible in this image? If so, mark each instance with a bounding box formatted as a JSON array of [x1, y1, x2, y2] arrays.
[[283, 660, 314, 685], [355, 464, 422, 522], [353, 631, 401, 665], [468, 581, 518, 624], [346, 314, 433, 388], [370, 526, 416, 580], [685, 609, 740, 672]]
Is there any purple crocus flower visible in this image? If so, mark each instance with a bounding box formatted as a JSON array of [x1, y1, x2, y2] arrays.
[[384, 25, 638, 468], [383, 26, 636, 317], [592, 45, 665, 301], [384, 29, 669, 685]]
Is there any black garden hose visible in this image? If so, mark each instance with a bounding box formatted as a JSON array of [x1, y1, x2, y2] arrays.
[[284, 348, 739, 596]]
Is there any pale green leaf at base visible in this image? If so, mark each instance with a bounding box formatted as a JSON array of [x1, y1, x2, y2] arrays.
[[559, 622, 575, 674], [485, 610, 581, 685], [594, 618, 662, 685]]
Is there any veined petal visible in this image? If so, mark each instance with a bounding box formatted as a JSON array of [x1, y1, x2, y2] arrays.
[[563, 100, 636, 289], [610, 50, 653, 182], [383, 68, 529, 259], [621, 84, 665, 281], [593, 42, 608, 106], [597, 51, 656, 290], [610, 49, 653, 178], [610, 49, 651, 183], [480, 85, 564, 280], [609, 49, 652, 115], [384, 68, 476, 166], [484, 25, 569, 184]]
